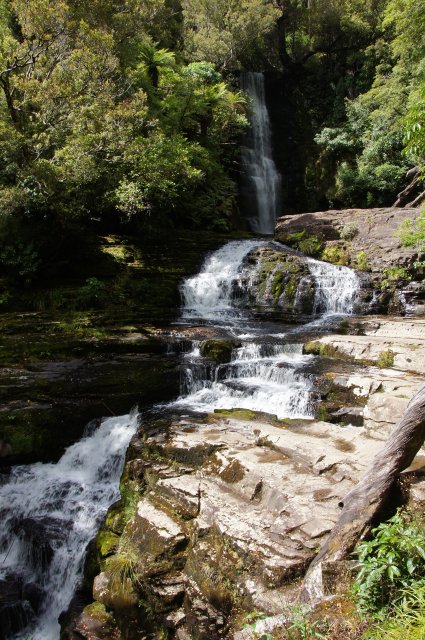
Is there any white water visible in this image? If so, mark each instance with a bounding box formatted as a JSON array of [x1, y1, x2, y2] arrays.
[[241, 72, 281, 235], [180, 240, 261, 323], [175, 240, 361, 419], [0, 412, 138, 640], [176, 341, 315, 418], [308, 258, 360, 316]]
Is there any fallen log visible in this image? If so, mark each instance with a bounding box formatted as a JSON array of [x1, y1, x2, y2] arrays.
[[303, 384, 425, 600]]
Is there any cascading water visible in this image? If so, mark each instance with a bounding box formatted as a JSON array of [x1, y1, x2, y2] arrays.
[[307, 258, 360, 316], [0, 412, 138, 640], [0, 237, 362, 639], [180, 240, 262, 323], [241, 72, 281, 235], [175, 239, 362, 420]]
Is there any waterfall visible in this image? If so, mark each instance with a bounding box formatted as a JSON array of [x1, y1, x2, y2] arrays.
[[175, 340, 315, 419], [175, 240, 363, 419], [241, 72, 281, 235], [180, 240, 262, 323], [307, 258, 360, 316], [0, 240, 363, 639], [0, 413, 138, 640]]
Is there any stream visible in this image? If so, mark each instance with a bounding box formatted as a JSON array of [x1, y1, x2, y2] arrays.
[[0, 72, 362, 639]]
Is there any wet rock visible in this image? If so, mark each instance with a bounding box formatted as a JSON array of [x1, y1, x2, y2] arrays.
[[239, 246, 315, 321], [69, 602, 122, 640], [0, 573, 42, 640], [199, 339, 238, 365], [13, 516, 70, 572]]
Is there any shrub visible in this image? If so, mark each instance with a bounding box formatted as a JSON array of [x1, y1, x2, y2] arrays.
[[379, 266, 411, 290], [339, 223, 358, 241], [377, 349, 395, 368], [283, 230, 324, 257], [353, 509, 425, 616], [353, 251, 370, 271], [364, 585, 425, 639]]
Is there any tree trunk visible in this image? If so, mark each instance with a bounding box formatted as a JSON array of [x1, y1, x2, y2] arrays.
[[393, 166, 420, 207], [303, 384, 425, 599]]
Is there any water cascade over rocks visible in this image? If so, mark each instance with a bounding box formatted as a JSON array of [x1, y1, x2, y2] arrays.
[[0, 239, 362, 638], [175, 239, 361, 419], [240, 72, 281, 235], [0, 413, 138, 640]]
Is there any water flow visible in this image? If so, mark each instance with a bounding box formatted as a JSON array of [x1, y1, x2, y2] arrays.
[[241, 72, 281, 235], [175, 240, 362, 419], [176, 341, 315, 419], [180, 240, 261, 323], [0, 413, 138, 640], [308, 258, 360, 316]]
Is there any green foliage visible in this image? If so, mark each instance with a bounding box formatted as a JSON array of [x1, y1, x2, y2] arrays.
[[321, 245, 350, 266], [353, 251, 370, 271], [377, 349, 395, 368], [284, 231, 323, 257], [353, 509, 425, 615], [379, 266, 411, 289], [398, 207, 425, 258], [364, 585, 425, 639], [76, 277, 109, 309], [181, 0, 279, 70], [312, 0, 424, 207], [0, 0, 249, 286]]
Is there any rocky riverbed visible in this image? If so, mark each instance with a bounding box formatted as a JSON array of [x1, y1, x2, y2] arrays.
[[1, 214, 425, 640], [67, 313, 425, 640]]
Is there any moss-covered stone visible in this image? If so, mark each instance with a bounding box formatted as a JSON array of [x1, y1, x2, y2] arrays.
[[96, 531, 119, 559], [200, 339, 235, 364]]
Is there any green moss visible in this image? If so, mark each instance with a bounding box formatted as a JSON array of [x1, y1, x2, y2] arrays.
[[318, 405, 330, 421], [200, 339, 235, 364], [83, 601, 115, 624], [280, 230, 324, 257], [321, 245, 350, 266], [213, 408, 258, 421], [96, 530, 119, 558]]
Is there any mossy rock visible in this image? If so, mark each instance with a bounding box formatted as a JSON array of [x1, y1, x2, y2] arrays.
[[303, 341, 341, 358], [96, 530, 119, 559], [200, 339, 238, 365]]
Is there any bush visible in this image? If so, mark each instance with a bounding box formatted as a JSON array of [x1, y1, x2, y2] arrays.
[[379, 266, 411, 290], [353, 509, 425, 616], [353, 250, 370, 271], [283, 230, 324, 257], [377, 349, 395, 368]]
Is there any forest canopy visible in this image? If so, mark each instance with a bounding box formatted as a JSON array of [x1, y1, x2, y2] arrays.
[[0, 0, 424, 284]]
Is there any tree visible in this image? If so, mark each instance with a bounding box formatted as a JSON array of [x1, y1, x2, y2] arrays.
[[181, 0, 279, 71]]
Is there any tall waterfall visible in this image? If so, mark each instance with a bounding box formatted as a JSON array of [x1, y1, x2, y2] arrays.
[[241, 72, 281, 235], [0, 413, 138, 640]]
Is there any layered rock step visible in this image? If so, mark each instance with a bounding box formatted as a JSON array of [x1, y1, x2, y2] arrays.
[[79, 396, 424, 639]]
